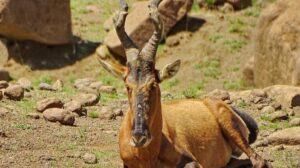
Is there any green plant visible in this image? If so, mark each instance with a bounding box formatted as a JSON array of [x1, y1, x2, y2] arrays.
[[88, 111, 99, 118], [194, 58, 221, 79], [191, 3, 201, 13], [223, 79, 247, 91], [205, 0, 217, 5], [228, 19, 245, 35], [162, 78, 179, 90], [14, 123, 32, 130], [208, 35, 223, 43], [237, 100, 248, 108], [223, 39, 246, 53]]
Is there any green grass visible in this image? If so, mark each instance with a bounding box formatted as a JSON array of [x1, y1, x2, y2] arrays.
[[208, 35, 223, 43], [162, 78, 179, 91], [182, 80, 207, 99], [13, 123, 32, 130], [100, 92, 127, 105], [237, 100, 248, 109], [194, 58, 221, 79], [33, 75, 53, 87], [191, 3, 201, 13], [88, 111, 99, 118], [15, 99, 35, 114], [205, 0, 217, 5], [157, 44, 166, 54], [223, 79, 247, 91], [228, 19, 245, 35], [223, 39, 247, 53]]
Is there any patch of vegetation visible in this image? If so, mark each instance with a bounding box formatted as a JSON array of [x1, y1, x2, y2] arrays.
[[223, 39, 247, 53], [100, 92, 126, 105], [228, 19, 246, 35], [259, 120, 291, 131], [13, 123, 32, 130], [182, 80, 207, 99], [157, 44, 166, 54], [244, 6, 260, 17], [191, 3, 201, 13], [162, 78, 179, 91], [208, 35, 223, 43], [223, 79, 247, 91], [88, 111, 99, 119], [60, 86, 77, 98], [237, 100, 248, 108], [194, 58, 221, 79], [15, 99, 35, 114], [33, 75, 53, 87], [205, 0, 217, 5]]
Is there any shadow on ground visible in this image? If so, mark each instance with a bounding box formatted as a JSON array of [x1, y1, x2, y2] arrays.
[[168, 15, 206, 36], [6, 37, 100, 70]]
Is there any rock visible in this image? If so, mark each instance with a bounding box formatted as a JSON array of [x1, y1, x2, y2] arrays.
[[99, 85, 117, 94], [289, 118, 300, 126], [103, 0, 193, 58], [99, 106, 115, 120], [0, 0, 72, 45], [261, 106, 275, 114], [0, 107, 9, 117], [0, 81, 8, 89], [204, 89, 230, 101], [26, 113, 40, 119], [227, 0, 252, 10], [43, 108, 75, 126], [4, 85, 24, 100], [36, 98, 64, 112], [77, 87, 99, 95], [251, 89, 267, 98], [267, 127, 300, 145], [0, 129, 7, 137], [270, 111, 288, 122], [271, 102, 282, 111], [243, 57, 254, 85], [264, 85, 300, 108], [220, 3, 234, 13], [254, 0, 300, 87], [24, 92, 33, 98], [0, 67, 10, 81], [39, 83, 56, 91], [17, 77, 32, 90], [257, 104, 267, 110], [0, 38, 9, 66], [73, 93, 99, 107], [89, 81, 103, 90], [52, 80, 64, 91], [74, 78, 96, 89], [165, 36, 180, 47], [82, 153, 97, 164], [64, 100, 87, 116]]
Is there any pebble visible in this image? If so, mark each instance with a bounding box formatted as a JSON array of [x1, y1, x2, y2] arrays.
[[82, 153, 97, 164]]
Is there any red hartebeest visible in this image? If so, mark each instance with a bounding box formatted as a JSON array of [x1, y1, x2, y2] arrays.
[[97, 0, 272, 168]]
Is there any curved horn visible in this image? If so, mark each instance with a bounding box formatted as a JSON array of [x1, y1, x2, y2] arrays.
[[141, 0, 163, 62], [114, 0, 139, 63]]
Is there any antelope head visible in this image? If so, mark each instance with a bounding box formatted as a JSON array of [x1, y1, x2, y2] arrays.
[[98, 0, 181, 148]]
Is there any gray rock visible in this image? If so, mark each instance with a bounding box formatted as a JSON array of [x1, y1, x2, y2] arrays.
[[99, 106, 115, 120], [0, 80, 8, 89], [73, 93, 99, 107], [36, 98, 64, 112], [17, 77, 32, 90], [39, 83, 56, 91], [89, 81, 103, 90], [261, 106, 275, 114], [52, 79, 64, 91], [4, 85, 24, 100], [204, 89, 230, 101], [99, 85, 117, 94], [289, 118, 300, 126], [270, 111, 288, 122], [82, 153, 97, 164], [64, 100, 87, 116], [43, 108, 75, 126], [0, 67, 10, 81], [74, 78, 96, 90], [267, 127, 300, 145]]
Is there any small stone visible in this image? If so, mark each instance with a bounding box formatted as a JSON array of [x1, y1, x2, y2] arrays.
[[82, 153, 97, 164], [52, 79, 64, 91], [4, 85, 24, 100], [17, 77, 32, 90], [251, 89, 268, 98], [99, 106, 115, 120], [288, 110, 295, 116], [220, 2, 234, 13], [251, 97, 263, 104], [257, 104, 267, 110], [261, 106, 275, 114], [0, 107, 9, 117], [0, 81, 8, 89], [74, 78, 96, 89], [99, 85, 117, 94], [289, 118, 300, 126], [36, 98, 64, 112], [43, 108, 75, 126], [26, 113, 40, 119], [271, 102, 282, 110], [267, 127, 300, 145], [39, 83, 56, 91], [270, 111, 289, 122], [24, 92, 32, 98], [204, 89, 230, 101], [64, 100, 87, 116], [114, 108, 123, 117], [73, 93, 99, 107], [89, 81, 103, 90], [166, 36, 180, 47], [0, 129, 7, 137]]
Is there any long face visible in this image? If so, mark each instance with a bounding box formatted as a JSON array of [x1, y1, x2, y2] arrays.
[[124, 58, 159, 147]]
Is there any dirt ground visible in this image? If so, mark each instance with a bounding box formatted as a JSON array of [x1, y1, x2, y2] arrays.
[[1, 0, 300, 168]]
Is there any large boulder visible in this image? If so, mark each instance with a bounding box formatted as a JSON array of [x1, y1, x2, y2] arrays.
[[196, 0, 251, 10], [267, 127, 300, 145], [102, 0, 193, 58], [254, 0, 300, 87], [0, 0, 72, 45], [0, 38, 9, 65]]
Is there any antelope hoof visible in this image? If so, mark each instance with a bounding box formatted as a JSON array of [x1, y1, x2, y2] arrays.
[[250, 153, 272, 168]]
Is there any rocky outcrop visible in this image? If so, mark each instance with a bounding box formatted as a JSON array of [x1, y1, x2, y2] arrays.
[[0, 0, 72, 45], [254, 0, 300, 87]]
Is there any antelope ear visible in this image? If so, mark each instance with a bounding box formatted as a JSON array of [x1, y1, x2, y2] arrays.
[[96, 45, 126, 79], [158, 59, 181, 82]]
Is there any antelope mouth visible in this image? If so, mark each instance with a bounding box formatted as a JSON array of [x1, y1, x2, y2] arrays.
[[129, 135, 152, 148]]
